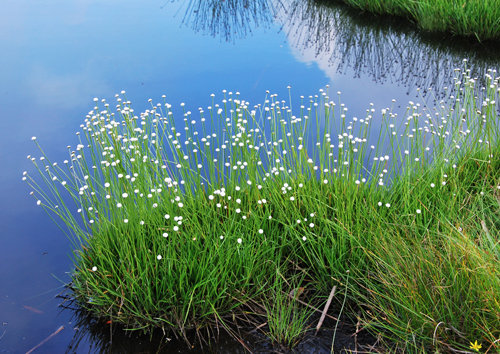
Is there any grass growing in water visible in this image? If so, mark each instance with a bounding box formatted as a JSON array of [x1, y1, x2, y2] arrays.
[[333, 0, 500, 41], [25, 66, 499, 351]]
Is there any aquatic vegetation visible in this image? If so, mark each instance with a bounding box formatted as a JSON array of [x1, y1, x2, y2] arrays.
[[334, 0, 500, 41], [25, 66, 499, 351]]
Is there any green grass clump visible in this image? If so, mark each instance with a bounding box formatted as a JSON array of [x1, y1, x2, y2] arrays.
[[335, 0, 500, 41], [349, 148, 500, 351], [263, 268, 312, 349], [25, 67, 499, 351]]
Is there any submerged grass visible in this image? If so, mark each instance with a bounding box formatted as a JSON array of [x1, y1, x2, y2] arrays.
[[334, 0, 500, 41], [25, 65, 499, 351]]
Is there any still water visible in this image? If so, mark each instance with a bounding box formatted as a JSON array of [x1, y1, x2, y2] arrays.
[[1, 0, 498, 352]]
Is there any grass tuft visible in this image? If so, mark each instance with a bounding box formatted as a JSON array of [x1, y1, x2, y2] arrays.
[[335, 0, 500, 41], [25, 66, 499, 351]]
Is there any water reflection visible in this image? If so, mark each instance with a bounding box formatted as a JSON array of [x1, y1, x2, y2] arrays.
[[179, 0, 500, 94], [64, 305, 246, 353], [178, 0, 281, 42], [280, 0, 500, 95]]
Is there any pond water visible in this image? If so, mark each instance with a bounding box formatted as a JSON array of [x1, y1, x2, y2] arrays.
[[1, 0, 499, 352]]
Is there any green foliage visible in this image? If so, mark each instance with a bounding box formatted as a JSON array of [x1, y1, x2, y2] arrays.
[[26, 67, 499, 351], [336, 0, 500, 41]]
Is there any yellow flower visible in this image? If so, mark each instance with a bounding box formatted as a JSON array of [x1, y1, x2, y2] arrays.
[[469, 340, 482, 352]]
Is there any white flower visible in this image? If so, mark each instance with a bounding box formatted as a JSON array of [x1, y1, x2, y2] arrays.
[[302, 236, 307, 241], [220, 235, 224, 240], [416, 209, 421, 214], [164, 214, 170, 219], [116, 203, 122, 208], [36, 200, 41, 206], [258, 229, 264, 234], [157, 255, 162, 260], [377, 202, 382, 207], [290, 196, 295, 201], [91, 266, 97, 272], [140, 220, 145, 225], [237, 238, 242, 244], [122, 192, 128, 198], [385, 203, 390, 208], [163, 232, 168, 237], [124, 219, 128, 223], [31, 136, 37, 141], [430, 183, 435, 188], [236, 208, 241, 214], [309, 223, 314, 228], [173, 226, 179, 232], [178, 202, 184, 208], [323, 179, 328, 184]]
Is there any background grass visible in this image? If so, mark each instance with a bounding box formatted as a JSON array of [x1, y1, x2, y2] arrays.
[[334, 0, 500, 41]]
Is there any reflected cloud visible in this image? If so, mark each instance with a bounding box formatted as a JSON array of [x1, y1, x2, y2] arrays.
[[26, 66, 110, 109], [278, 0, 500, 95], [177, 0, 499, 95]]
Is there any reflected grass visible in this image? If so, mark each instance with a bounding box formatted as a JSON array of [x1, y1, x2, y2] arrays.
[[25, 67, 499, 351]]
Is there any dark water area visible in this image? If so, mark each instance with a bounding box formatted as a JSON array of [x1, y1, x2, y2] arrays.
[[0, 0, 498, 352]]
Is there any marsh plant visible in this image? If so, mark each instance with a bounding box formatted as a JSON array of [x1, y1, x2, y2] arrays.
[[25, 65, 499, 351], [335, 0, 500, 41], [262, 267, 312, 349]]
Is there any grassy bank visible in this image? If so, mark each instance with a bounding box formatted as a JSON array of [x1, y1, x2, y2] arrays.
[[333, 0, 500, 42], [26, 66, 499, 352]]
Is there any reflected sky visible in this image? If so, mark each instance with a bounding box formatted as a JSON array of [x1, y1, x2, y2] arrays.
[[0, 0, 498, 352]]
